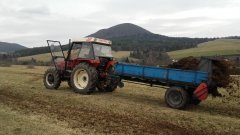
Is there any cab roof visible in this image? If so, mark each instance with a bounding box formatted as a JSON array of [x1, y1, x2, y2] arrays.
[[72, 37, 112, 45]]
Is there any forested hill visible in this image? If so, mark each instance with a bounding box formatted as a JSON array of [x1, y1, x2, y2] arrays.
[[89, 23, 213, 51], [0, 42, 27, 53]]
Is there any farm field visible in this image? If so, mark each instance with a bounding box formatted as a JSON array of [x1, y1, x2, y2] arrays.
[[168, 39, 240, 59], [0, 65, 240, 134]]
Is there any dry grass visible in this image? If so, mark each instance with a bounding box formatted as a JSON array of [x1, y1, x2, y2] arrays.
[[26, 65, 35, 69], [112, 51, 130, 59], [0, 65, 239, 134], [0, 104, 86, 135], [0, 63, 12, 67]]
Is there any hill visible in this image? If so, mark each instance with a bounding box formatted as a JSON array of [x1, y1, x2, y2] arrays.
[[0, 42, 27, 53], [89, 23, 153, 38], [15, 23, 212, 57], [168, 39, 240, 59]]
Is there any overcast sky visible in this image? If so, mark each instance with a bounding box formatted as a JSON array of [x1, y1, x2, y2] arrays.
[[0, 0, 240, 47]]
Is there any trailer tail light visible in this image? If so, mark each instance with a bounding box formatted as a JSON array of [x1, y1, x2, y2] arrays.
[[193, 83, 208, 101]]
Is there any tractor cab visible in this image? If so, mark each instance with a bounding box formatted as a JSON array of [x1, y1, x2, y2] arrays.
[[67, 37, 115, 72], [47, 37, 115, 71], [70, 37, 113, 60]]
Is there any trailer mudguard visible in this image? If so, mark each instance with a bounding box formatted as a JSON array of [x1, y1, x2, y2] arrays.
[[193, 83, 208, 101]]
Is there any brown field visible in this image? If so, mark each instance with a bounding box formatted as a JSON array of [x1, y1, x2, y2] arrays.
[[0, 65, 240, 134]]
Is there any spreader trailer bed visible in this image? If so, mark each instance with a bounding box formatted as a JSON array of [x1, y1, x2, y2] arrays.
[[114, 58, 216, 109]]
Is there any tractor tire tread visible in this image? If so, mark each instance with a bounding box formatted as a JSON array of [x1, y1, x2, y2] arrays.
[[43, 68, 61, 89], [71, 63, 98, 95]]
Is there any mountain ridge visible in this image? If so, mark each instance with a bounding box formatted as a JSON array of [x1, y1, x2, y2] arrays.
[[0, 42, 27, 53], [89, 23, 154, 38]]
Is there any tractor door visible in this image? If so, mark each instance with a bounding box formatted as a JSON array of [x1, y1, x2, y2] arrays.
[[47, 40, 66, 70]]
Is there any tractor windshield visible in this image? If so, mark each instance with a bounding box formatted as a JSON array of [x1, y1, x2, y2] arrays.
[[70, 43, 112, 59], [93, 44, 112, 58]]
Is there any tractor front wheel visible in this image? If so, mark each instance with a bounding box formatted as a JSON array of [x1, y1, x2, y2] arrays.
[[165, 87, 190, 109], [71, 63, 98, 95], [43, 68, 61, 89]]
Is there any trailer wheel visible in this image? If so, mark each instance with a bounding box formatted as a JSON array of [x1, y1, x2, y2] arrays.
[[71, 63, 98, 95], [43, 68, 61, 89], [165, 87, 189, 109]]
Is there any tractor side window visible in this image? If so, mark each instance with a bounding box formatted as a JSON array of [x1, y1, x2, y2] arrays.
[[71, 43, 81, 59], [93, 44, 112, 57], [78, 43, 94, 59]]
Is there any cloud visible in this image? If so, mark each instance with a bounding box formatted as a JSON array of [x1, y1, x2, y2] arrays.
[[0, 0, 240, 47], [18, 6, 50, 16]]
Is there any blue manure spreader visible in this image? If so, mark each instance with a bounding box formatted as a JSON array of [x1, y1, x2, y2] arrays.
[[114, 58, 218, 109]]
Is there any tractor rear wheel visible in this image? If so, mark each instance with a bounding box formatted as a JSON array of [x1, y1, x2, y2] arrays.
[[97, 83, 118, 92], [97, 66, 118, 92], [43, 68, 61, 89], [165, 87, 190, 109], [105, 85, 118, 92], [71, 63, 98, 95]]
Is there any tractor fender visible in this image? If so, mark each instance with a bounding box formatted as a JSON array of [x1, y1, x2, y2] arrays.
[[106, 60, 117, 71], [193, 83, 208, 101]]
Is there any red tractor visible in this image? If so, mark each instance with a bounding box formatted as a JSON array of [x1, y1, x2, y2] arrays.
[[43, 37, 121, 94]]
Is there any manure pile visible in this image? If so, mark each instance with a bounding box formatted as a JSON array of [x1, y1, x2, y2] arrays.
[[168, 56, 237, 96]]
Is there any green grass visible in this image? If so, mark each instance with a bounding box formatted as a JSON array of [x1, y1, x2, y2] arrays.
[[168, 39, 240, 59]]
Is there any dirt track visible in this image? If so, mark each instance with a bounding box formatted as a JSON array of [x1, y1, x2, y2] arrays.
[[0, 65, 240, 135]]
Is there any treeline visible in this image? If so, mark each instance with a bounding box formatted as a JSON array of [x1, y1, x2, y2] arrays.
[[111, 34, 214, 51], [15, 45, 69, 57], [0, 53, 51, 66]]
